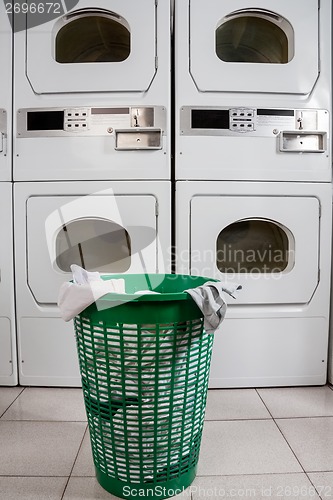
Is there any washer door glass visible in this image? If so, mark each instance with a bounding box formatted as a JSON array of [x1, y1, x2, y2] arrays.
[[56, 11, 130, 63], [25, 0, 157, 93], [216, 10, 293, 64], [56, 218, 131, 273], [216, 219, 292, 274]]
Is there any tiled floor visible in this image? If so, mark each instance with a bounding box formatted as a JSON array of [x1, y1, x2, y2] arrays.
[[0, 385, 333, 499]]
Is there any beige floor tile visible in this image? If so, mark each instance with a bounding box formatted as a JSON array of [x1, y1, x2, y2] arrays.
[[277, 417, 333, 472], [63, 477, 119, 500], [205, 389, 271, 420], [0, 477, 68, 500], [0, 421, 86, 476], [308, 472, 333, 498], [1, 388, 87, 421], [0, 387, 24, 417], [71, 429, 95, 477], [257, 387, 333, 418], [197, 420, 302, 476]]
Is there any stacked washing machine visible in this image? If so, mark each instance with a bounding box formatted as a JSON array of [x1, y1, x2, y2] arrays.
[[0, 4, 17, 385], [13, 0, 171, 386], [175, 0, 332, 387]]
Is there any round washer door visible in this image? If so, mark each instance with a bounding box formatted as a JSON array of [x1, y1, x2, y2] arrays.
[[189, 0, 319, 94], [190, 194, 320, 305], [26, 193, 159, 304]]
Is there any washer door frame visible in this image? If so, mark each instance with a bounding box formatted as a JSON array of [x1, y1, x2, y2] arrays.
[[189, 0, 319, 94], [190, 194, 320, 304], [27, 192, 159, 304], [25, 0, 157, 94]]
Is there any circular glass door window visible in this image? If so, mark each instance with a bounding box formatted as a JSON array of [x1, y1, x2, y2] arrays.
[[56, 11, 131, 63], [216, 219, 293, 274], [56, 218, 131, 273], [216, 10, 294, 64]]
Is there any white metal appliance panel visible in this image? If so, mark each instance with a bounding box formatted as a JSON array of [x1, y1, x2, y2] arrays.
[[26, 0, 156, 94], [176, 134, 331, 183], [0, 3, 11, 180], [14, 128, 170, 181], [27, 193, 158, 304], [19, 318, 80, 386], [189, 0, 319, 95], [190, 195, 319, 304], [209, 317, 328, 387], [0, 319, 15, 380], [0, 184, 17, 385], [329, 323, 333, 384]]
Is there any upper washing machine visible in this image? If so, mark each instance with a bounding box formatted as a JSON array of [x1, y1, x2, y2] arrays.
[[0, 2, 12, 181], [13, 0, 171, 181], [175, 0, 331, 182]]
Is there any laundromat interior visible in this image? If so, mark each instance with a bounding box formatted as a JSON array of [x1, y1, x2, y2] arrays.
[[1, 0, 333, 498]]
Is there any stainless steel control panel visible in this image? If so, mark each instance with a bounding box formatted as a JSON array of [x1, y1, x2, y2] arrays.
[[17, 106, 166, 150], [180, 107, 329, 153]]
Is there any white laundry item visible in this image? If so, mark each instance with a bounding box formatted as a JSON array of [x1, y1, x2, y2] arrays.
[[185, 281, 242, 334], [134, 290, 161, 295], [71, 264, 101, 284], [58, 265, 125, 321]]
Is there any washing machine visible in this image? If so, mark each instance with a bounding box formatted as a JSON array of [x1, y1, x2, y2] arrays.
[[176, 181, 332, 387], [174, 0, 331, 182], [14, 181, 171, 386], [13, 0, 171, 181], [0, 184, 17, 385], [0, 2, 12, 181], [174, 0, 332, 387]]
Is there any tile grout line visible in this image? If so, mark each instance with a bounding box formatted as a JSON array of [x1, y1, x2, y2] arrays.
[[194, 471, 325, 478], [265, 386, 333, 500], [0, 419, 88, 423], [60, 424, 89, 500], [0, 474, 70, 478], [252, 391, 328, 500], [255, 389, 309, 476], [272, 418, 309, 473], [254, 388, 276, 420], [0, 386, 25, 419], [204, 417, 273, 422], [303, 473, 325, 500]]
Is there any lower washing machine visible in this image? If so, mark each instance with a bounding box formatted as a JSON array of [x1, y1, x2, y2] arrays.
[[176, 181, 332, 387], [0, 184, 17, 385], [15, 181, 171, 386]]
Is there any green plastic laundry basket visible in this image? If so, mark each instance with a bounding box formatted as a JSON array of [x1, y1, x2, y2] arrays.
[[73, 274, 216, 500]]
